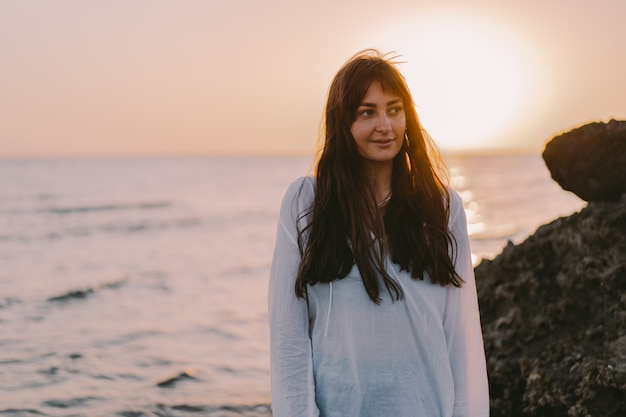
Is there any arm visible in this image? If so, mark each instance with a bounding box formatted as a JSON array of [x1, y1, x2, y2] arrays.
[[444, 189, 490, 417], [268, 178, 320, 417]]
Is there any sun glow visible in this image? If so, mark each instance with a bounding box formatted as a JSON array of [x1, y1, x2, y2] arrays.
[[370, 11, 552, 151]]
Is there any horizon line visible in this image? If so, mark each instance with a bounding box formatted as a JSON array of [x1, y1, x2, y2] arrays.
[[0, 146, 543, 161]]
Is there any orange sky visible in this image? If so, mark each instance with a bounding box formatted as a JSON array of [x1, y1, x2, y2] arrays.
[[1, 0, 625, 157]]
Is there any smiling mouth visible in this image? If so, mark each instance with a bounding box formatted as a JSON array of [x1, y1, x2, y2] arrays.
[[372, 138, 395, 144]]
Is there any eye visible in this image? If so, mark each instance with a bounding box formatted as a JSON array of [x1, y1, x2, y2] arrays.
[[388, 106, 403, 115], [358, 109, 374, 117]]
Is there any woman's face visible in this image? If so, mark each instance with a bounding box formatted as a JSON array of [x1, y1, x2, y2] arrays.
[[350, 81, 406, 167]]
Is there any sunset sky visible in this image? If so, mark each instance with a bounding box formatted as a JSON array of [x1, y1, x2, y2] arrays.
[[1, 0, 625, 157]]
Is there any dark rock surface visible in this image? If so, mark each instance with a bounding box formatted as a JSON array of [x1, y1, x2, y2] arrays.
[[475, 198, 626, 417], [542, 119, 626, 202]]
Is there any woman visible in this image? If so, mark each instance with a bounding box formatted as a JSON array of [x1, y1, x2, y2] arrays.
[[268, 50, 489, 417]]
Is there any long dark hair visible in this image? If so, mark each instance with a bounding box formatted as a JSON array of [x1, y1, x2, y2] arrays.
[[295, 49, 462, 304]]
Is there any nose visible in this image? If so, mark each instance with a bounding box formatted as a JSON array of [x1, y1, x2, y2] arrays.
[[376, 114, 392, 132]]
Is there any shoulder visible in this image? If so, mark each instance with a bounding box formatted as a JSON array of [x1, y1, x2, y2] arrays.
[[284, 176, 315, 206], [446, 187, 463, 213], [286, 175, 315, 196], [445, 186, 468, 231], [280, 176, 316, 222]]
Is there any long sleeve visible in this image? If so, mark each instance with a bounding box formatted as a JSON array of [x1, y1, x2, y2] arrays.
[[443, 190, 490, 417], [268, 178, 320, 417]]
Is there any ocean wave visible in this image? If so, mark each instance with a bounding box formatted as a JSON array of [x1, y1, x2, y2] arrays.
[[98, 218, 203, 234], [467, 221, 519, 241], [0, 201, 173, 216], [95, 329, 164, 348], [45, 202, 171, 215], [118, 404, 272, 417], [0, 297, 21, 310], [0, 404, 273, 417], [197, 325, 240, 340], [0, 217, 205, 243], [156, 370, 196, 388], [47, 279, 128, 303], [0, 409, 48, 416], [42, 396, 104, 409]]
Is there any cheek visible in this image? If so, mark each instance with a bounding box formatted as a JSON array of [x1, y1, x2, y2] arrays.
[[350, 121, 373, 142], [350, 124, 363, 142], [393, 124, 406, 140], [396, 116, 407, 131]]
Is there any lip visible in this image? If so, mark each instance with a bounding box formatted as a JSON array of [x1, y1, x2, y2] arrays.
[[371, 138, 395, 145]]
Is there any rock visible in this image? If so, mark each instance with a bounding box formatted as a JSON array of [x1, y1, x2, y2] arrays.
[[475, 199, 626, 417], [542, 119, 626, 202]]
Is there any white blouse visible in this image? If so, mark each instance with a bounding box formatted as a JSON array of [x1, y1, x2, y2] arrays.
[[268, 177, 489, 417]]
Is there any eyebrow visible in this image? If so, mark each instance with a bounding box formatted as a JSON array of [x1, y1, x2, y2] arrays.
[[358, 98, 403, 107]]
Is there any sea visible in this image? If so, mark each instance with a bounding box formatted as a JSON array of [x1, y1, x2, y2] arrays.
[[0, 154, 585, 416]]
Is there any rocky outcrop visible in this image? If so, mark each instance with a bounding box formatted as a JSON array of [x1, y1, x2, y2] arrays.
[[542, 119, 626, 202], [475, 198, 626, 416]]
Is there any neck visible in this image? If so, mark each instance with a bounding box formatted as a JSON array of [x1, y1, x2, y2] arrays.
[[364, 160, 393, 203]]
